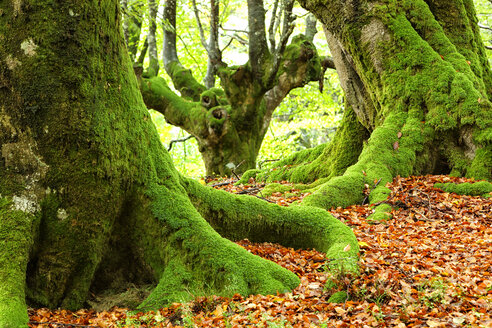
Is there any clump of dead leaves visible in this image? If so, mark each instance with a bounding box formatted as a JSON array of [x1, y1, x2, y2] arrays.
[[29, 175, 491, 327]]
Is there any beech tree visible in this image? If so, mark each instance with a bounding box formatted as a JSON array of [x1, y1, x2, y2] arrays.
[[134, 0, 335, 176], [245, 0, 491, 220], [0, 1, 356, 327]]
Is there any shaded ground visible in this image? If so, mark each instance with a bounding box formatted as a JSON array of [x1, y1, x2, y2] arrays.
[[28, 175, 491, 327]]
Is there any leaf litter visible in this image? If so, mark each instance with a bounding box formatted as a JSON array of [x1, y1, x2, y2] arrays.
[[29, 175, 491, 327]]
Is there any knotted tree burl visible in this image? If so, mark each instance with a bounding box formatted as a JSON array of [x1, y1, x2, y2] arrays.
[[0, 1, 357, 327]]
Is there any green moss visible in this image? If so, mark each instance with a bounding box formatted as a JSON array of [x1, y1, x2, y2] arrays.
[[257, 105, 369, 184], [367, 203, 393, 222], [468, 145, 492, 181], [261, 183, 292, 196], [237, 169, 261, 184], [0, 198, 35, 328], [166, 61, 206, 101], [328, 291, 349, 303], [278, 35, 321, 82], [182, 177, 359, 272], [434, 181, 492, 197]]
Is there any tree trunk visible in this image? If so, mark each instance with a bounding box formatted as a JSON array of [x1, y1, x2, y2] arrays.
[[0, 1, 357, 326], [142, 33, 324, 176], [277, 0, 492, 215]]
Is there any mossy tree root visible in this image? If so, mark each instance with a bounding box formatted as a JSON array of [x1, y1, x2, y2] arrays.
[[182, 177, 360, 273], [434, 181, 492, 197], [136, 181, 301, 310], [302, 110, 426, 215], [0, 198, 35, 328]]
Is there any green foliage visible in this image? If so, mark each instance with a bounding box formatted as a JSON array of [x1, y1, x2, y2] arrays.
[[258, 78, 342, 165]]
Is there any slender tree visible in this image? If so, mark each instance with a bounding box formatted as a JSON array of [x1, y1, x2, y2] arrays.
[[0, 1, 356, 326]]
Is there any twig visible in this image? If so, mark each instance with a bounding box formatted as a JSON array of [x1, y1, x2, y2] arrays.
[[176, 34, 204, 75], [219, 25, 249, 34], [235, 187, 261, 194], [168, 135, 194, 151], [191, 0, 209, 50], [255, 195, 275, 203], [210, 179, 237, 187], [220, 37, 234, 53]]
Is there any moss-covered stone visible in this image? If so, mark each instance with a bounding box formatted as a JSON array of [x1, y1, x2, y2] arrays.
[[367, 203, 393, 222]]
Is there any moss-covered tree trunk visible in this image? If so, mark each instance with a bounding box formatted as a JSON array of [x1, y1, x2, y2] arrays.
[[0, 1, 357, 327], [254, 0, 491, 217]]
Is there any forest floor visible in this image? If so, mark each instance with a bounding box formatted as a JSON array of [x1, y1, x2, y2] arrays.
[[28, 175, 491, 327]]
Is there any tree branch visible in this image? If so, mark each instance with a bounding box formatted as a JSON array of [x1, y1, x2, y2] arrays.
[[139, 76, 207, 136], [262, 35, 323, 136], [162, 0, 206, 101], [168, 135, 195, 151], [147, 0, 159, 76], [268, 0, 280, 52], [192, 0, 209, 50], [137, 35, 148, 65], [265, 0, 295, 88], [204, 0, 221, 89], [162, 0, 179, 67], [247, 0, 269, 80], [305, 14, 317, 42]]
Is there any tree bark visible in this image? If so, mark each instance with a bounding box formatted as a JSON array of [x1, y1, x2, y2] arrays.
[[0, 1, 357, 325]]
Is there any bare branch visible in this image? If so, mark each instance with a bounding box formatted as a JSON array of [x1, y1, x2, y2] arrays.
[[176, 35, 204, 76], [221, 37, 235, 53], [192, 0, 209, 50], [220, 25, 249, 34], [268, 0, 280, 52], [265, 0, 295, 87], [280, 0, 295, 42], [168, 135, 195, 151], [204, 0, 221, 89], [147, 0, 159, 76], [247, 0, 269, 79], [485, 45, 492, 50], [304, 14, 317, 42]]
